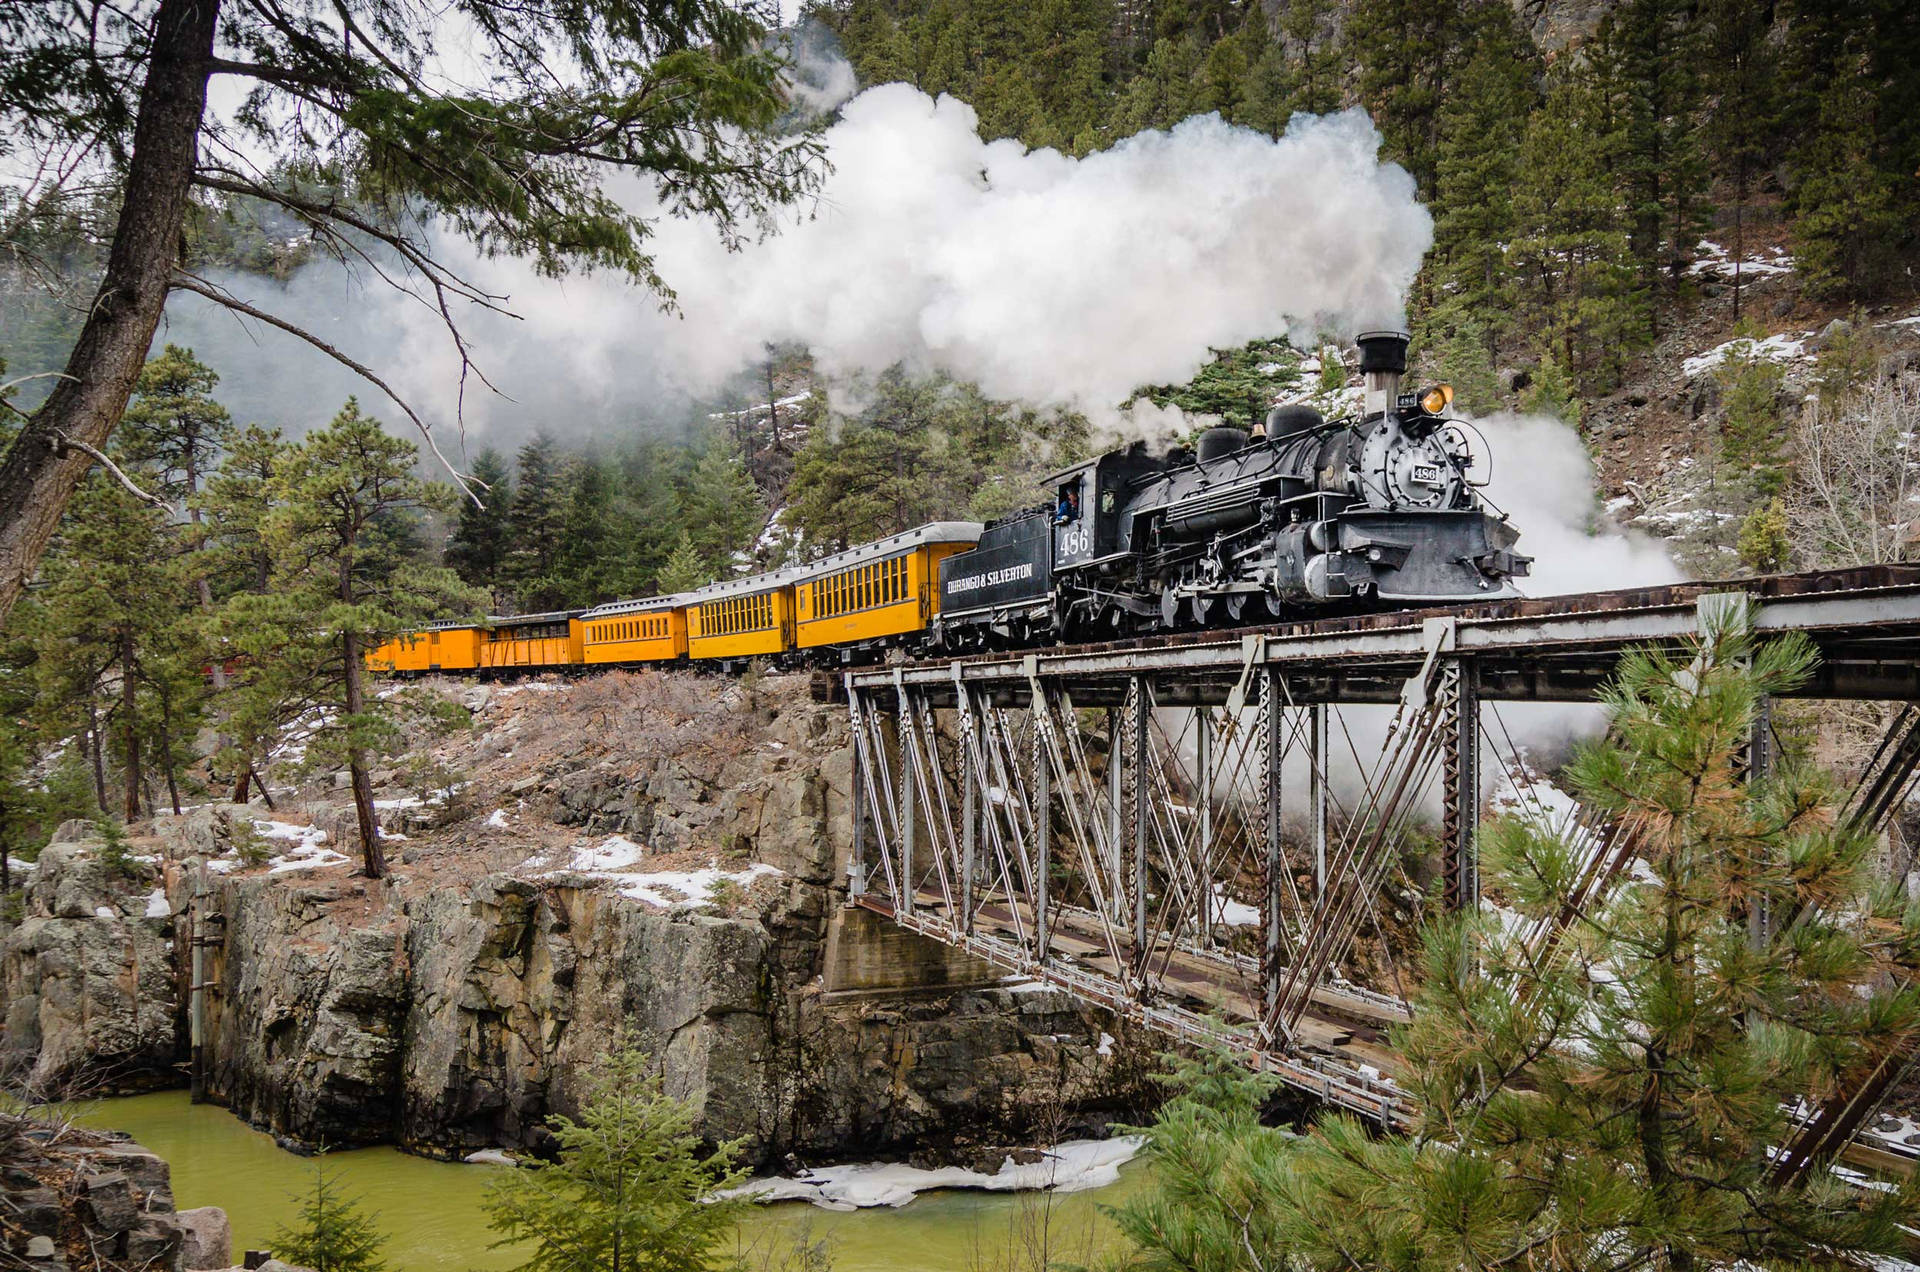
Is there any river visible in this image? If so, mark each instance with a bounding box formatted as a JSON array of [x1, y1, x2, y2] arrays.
[[73, 1093, 1143, 1271]]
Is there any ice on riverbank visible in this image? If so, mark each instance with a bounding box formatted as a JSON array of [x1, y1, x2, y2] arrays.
[[727, 1137, 1145, 1211]]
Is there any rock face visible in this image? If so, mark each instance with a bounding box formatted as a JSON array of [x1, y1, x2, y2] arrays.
[[199, 867, 1128, 1166], [2, 838, 180, 1094], [0, 676, 1139, 1169], [0, 1120, 200, 1270]]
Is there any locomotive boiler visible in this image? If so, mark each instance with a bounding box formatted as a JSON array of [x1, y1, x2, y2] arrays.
[[934, 330, 1530, 649]]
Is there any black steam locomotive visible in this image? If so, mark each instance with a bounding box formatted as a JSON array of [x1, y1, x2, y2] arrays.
[[933, 331, 1530, 650]]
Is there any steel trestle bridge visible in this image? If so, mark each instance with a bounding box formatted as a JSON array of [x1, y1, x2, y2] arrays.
[[836, 563, 1920, 1163]]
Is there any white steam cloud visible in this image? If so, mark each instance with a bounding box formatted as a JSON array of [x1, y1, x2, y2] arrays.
[[165, 83, 1432, 441], [1474, 412, 1682, 598]]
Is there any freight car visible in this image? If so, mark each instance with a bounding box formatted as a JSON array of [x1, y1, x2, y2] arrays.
[[367, 330, 1529, 678]]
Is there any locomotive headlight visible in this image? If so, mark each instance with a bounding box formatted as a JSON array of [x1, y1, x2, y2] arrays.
[[1419, 383, 1455, 416]]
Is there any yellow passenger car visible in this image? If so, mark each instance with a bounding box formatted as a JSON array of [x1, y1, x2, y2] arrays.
[[792, 522, 982, 653], [686, 572, 798, 662], [367, 623, 483, 675], [478, 611, 585, 672], [581, 596, 692, 664]]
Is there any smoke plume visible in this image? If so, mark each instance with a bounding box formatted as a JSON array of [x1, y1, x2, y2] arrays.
[[162, 82, 1432, 445]]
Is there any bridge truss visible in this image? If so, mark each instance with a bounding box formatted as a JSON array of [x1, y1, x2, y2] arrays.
[[840, 565, 1920, 1145]]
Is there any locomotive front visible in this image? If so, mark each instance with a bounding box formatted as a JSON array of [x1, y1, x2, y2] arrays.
[[935, 329, 1531, 648]]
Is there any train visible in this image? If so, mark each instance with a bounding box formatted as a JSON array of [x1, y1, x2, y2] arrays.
[[369, 331, 1531, 677]]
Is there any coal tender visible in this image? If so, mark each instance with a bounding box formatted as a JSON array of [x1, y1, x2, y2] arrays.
[[934, 330, 1530, 650]]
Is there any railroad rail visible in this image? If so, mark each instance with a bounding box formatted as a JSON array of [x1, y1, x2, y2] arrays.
[[837, 564, 1920, 1161]]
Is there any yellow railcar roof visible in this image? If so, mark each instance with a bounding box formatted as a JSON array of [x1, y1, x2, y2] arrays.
[[788, 521, 983, 584]]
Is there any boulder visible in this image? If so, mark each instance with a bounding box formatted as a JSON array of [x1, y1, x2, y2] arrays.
[[179, 1205, 233, 1270]]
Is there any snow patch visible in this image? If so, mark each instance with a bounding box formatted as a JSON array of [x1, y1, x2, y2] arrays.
[[726, 1137, 1144, 1211], [485, 809, 512, 829], [1682, 332, 1808, 378], [253, 818, 350, 875], [1685, 239, 1794, 280], [93, 905, 116, 920], [527, 836, 783, 910], [143, 889, 170, 919], [1208, 885, 1261, 928]]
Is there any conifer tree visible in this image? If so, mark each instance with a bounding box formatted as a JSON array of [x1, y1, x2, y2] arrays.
[[508, 434, 568, 612], [1510, 58, 1645, 390], [1114, 617, 1920, 1272], [444, 448, 515, 605], [1430, 4, 1536, 336], [1787, 39, 1904, 299], [220, 399, 481, 877], [485, 1036, 750, 1272], [1702, 0, 1786, 320], [1717, 327, 1788, 499], [1521, 351, 1582, 428], [194, 426, 290, 803], [274, 1159, 390, 1272], [1343, 0, 1466, 195], [553, 457, 620, 606], [31, 466, 192, 821], [684, 440, 763, 570], [1594, 0, 1710, 330], [656, 532, 713, 596]]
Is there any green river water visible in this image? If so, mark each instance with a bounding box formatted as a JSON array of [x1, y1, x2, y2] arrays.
[[73, 1093, 1142, 1271]]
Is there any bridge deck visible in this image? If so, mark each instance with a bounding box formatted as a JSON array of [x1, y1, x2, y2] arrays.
[[842, 563, 1920, 704]]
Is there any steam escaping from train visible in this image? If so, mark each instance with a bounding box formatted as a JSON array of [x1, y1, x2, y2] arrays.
[[164, 73, 1433, 440]]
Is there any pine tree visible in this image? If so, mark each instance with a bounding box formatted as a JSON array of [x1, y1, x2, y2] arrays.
[[274, 1159, 390, 1272], [684, 440, 763, 571], [1430, 3, 1536, 335], [553, 457, 619, 606], [485, 1036, 750, 1272], [444, 448, 515, 605], [1787, 39, 1904, 299], [508, 433, 568, 611], [222, 399, 481, 877], [1717, 326, 1788, 498], [1521, 350, 1582, 428], [1509, 58, 1646, 391], [1701, 0, 1786, 320], [1343, 0, 1467, 195], [656, 532, 712, 595], [194, 426, 291, 804], [1113, 617, 1920, 1272], [118, 346, 234, 510], [31, 466, 194, 821], [1592, 0, 1710, 331]]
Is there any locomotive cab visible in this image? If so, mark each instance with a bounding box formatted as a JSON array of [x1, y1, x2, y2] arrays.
[[1046, 445, 1165, 572]]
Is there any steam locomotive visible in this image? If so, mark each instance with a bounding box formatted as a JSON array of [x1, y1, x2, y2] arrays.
[[931, 330, 1529, 651], [371, 331, 1529, 677]]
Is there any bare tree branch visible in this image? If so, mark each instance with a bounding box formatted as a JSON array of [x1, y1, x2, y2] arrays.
[[46, 430, 168, 509], [168, 272, 484, 508]]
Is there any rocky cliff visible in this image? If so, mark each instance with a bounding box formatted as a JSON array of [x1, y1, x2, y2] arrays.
[[1, 673, 1140, 1169]]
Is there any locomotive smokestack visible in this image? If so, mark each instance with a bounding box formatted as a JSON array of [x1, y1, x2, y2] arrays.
[[1356, 330, 1410, 419]]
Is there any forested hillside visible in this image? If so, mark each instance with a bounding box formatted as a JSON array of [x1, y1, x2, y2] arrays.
[[821, 0, 1918, 393]]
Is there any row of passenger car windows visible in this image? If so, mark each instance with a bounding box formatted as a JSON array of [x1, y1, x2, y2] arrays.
[[488, 622, 569, 642], [810, 555, 907, 618], [593, 615, 669, 642], [704, 593, 774, 635]]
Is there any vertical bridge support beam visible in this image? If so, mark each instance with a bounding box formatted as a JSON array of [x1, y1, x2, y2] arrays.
[[1310, 702, 1329, 899], [894, 673, 916, 916], [1263, 669, 1285, 1031], [1129, 676, 1150, 966], [846, 681, 869, 904], [1441, 659, 1480, 913], [1034, 695, 1051, 964]]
